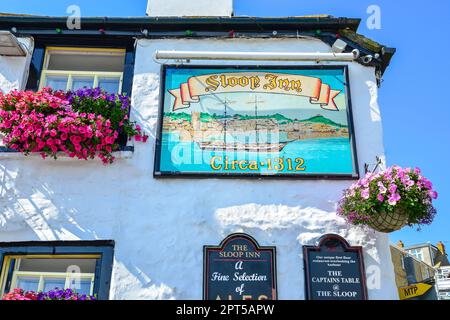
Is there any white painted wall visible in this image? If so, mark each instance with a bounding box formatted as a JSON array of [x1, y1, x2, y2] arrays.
[[0, 36, 34, 147], [0, 37, 398, 299], [0, 37, 34, 93], [146, 0, 233, 17]]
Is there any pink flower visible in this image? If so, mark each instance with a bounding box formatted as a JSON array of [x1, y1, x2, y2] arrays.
[[389, 184, 397, 194], [361, 188, 370, 199], [377, 182, 387, 194], [0, 88, 146, 165], [105, 136, 115, 144], [377, 194, 384, 202], [428, 190, 438, 199], [422, 178, 433, 190], [388, 193, 401, 206], [70, 135, 82, 144]]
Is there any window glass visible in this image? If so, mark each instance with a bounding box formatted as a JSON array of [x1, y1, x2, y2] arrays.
[[40, 48, 125, 94], [69, 278, 92, 295], [45, 75, 68, 90], [6, 257, 97, 294], [98, 77, 120, 93], [408, 249, 424, 261], [16, 276, 39, 292], [47, 51, 125, 72], [72, 76, 95, 90], [0, 242, 113, 299], [18, 258, 97, 273], [43, 278, 66, 292]]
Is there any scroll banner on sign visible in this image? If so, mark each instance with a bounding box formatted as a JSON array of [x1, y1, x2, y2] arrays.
[[168, 72, 341, 111]]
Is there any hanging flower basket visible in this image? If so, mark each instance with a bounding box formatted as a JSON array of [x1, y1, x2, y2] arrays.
[[0, 88, 148, 164], [337, 166, 438, 233]]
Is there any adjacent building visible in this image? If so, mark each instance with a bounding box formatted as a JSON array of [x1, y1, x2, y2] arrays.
[[391, 240, 449, 300]]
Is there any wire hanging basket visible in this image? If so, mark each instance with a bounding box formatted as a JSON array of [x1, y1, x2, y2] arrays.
[[366, 209, 409, 233]]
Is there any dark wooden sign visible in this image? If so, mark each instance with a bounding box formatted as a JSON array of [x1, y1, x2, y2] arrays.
[[203, 233, 277, 300], [303, 234, 368, 300]]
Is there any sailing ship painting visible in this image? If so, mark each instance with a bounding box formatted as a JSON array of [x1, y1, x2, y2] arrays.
[[156, 66, 357, 176], [196, 96, 289, 153]]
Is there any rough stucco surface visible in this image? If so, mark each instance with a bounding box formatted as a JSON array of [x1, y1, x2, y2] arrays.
[[0, 37, 33, 93], [0, 37, 398, 299]]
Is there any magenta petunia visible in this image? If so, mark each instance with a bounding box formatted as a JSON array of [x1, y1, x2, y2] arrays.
[[337, 165, 437, 230], [0, 88, 148, 165]]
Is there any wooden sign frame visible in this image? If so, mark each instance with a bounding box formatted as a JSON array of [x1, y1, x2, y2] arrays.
[[303, 234, 368, 300], [203, 233, 277, 300]]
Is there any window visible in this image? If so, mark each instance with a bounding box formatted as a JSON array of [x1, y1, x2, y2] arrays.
[[424, 267, 430, 279], [39, 47, 125, 93], [6, 256, 97, 295], [0, 241, 114, 300], [408, 249, 424, 262]]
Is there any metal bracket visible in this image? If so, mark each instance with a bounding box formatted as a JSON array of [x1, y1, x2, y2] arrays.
[[364, 156, 383, 174]]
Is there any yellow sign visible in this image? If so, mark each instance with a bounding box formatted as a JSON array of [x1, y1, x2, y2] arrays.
[[399, 283, 432, 300]]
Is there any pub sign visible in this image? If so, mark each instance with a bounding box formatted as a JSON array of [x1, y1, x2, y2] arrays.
[[154, 65, 358, 178], [203, 233, 277, 300], [303, 234, 368, 300]]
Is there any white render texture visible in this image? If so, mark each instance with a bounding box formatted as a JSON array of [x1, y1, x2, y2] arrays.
[[0, 37, 398, 299], [0, 37, 33, 93], [146, 0, 233, 17]]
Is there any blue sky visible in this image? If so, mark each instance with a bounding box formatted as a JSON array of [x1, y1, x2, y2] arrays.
[[1, 0, 449, 248]]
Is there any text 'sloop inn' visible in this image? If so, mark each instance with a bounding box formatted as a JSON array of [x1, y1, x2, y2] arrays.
[[169, 72, 341, 111], [203, 233, 277, 300]]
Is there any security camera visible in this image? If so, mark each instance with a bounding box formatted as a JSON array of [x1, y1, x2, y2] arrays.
[[351, 49, 360, 59], [362, 55, 373, 64]]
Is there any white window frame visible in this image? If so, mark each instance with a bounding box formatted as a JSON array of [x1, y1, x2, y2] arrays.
[[408, 249, 424, 262], [1, 254, 99, 296], [11, 271, 95, 295], [39, 47, 125, 93]]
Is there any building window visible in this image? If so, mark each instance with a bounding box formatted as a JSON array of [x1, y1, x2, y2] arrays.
[[0, 241, 114, 300], [6, 256, 96, 295], [424, 268, 430, 279], [408, 249, 424, 262], [39, 47, 125, 93]]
